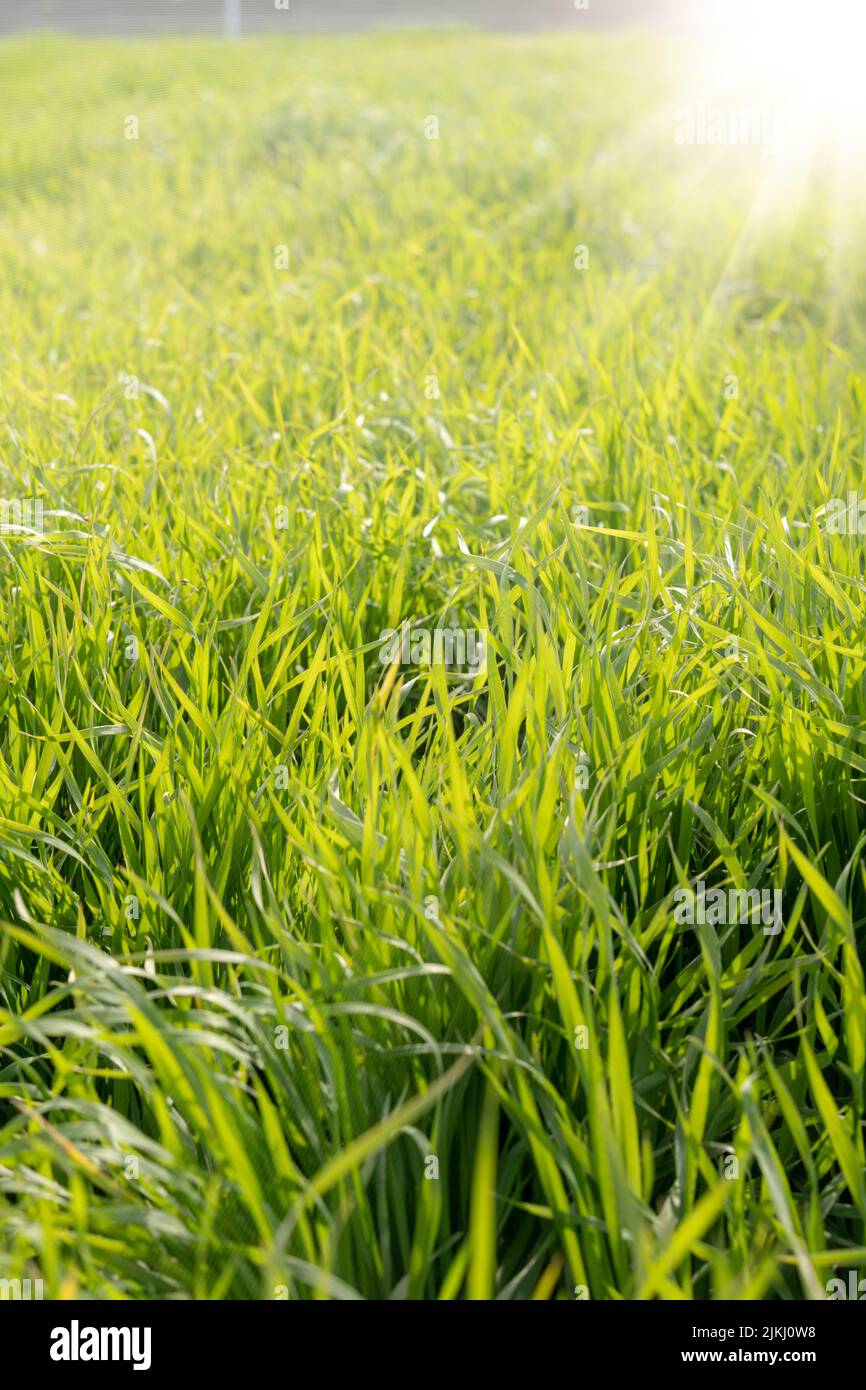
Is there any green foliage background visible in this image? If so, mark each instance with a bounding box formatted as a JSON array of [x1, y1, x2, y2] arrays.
[[1, 32, 865, 1299]]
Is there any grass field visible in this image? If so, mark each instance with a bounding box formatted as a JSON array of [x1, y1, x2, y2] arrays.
[[2, 30, 866, 1301]]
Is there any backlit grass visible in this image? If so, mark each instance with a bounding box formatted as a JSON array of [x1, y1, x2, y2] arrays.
[[1, 30, 866, 1300]]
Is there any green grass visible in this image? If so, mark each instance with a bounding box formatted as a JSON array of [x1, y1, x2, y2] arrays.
[[1, 29, 866, 1301]]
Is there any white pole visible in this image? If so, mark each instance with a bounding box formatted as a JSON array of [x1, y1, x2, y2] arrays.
[[224, 0, 241, 38]]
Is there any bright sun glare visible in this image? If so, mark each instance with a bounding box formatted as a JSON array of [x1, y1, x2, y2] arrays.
[[689, 0, 866, 159]]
